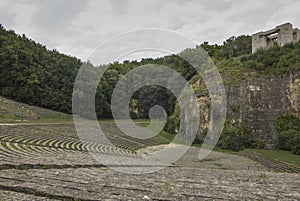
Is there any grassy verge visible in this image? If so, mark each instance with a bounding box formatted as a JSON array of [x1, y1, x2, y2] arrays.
[[135, 121, 150, 127], [213, 148, 239, 155], [191, 144, 202, 148], [0, 114, 21, 123], [0, 114, 73, 124], [247, 148, 300, 167], [134, 120, 175, 143], [35, 116, 73, 123], [190, 145, 240, 155], [158, 131, 175, 142]]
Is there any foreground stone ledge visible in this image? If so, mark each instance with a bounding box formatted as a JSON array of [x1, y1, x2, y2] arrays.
[[0, 167, 299, 200]]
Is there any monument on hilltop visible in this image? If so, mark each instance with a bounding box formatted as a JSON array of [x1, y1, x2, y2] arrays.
[[252, 22, 300, 53]]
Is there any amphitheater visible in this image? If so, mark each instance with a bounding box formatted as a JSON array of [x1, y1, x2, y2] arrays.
[[0, 122, 298, 200], [0, 98, 299, 200]]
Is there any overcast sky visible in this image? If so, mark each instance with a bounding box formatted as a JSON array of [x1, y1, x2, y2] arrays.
[[1, 0, 300, 63]]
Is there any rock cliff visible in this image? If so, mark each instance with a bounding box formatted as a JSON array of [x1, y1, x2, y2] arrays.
[[196, 70, 300, 148]]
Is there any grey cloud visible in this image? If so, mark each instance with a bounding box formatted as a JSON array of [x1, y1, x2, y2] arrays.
[[109, 0, 131, 16], [0, 0, 299, 62], [32, 0, 88, 35]]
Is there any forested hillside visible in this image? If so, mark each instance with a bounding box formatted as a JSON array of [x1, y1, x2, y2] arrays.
[[0, 24, 194, 118], [0, 24, 81, 113], [1, 24, 300, 122]]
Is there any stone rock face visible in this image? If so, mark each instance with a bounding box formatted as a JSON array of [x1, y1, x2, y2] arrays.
[[196, 70, 300, 148], [289, 75, 300, 117]]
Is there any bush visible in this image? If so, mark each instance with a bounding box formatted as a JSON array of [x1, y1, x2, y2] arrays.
[[292, 134, 300, 155], [241, 41, 300, 74], [251, 138, 265, 149], [164, 114, 179, 134], [217, 121, 259, 151], [192, 135, 203, 144], [277, 129, 297, 150], [276, 113, 300, 155]]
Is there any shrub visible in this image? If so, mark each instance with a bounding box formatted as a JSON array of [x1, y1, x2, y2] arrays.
[[277, 129, 297, 150], [251, 138, 265, 149], [164, 114, 178, 134], [276, 113, 300, 155], [292, 134, 300, 155], [217, 121, 259, 151]]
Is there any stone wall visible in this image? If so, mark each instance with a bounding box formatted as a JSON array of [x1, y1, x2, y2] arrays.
[[196, 70, 300, 148]]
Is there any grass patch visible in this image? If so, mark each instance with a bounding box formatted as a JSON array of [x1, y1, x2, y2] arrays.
[[135, 121, 150, 127], [214, 147, 239, 155], [247, 148, 300, 167], [157, 181, 174, 194], [1, 142, 9, 151], [191, 144, 202, 148], [35, 115, 73, 123], [158, 131, 175, 143], [134, 119, 175, 143], [0, 114, 73, 123], [0, 114, 20, 122], [41, 165, 53, 170]]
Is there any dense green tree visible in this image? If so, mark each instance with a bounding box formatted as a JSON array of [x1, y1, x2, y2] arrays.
[[200, 35, 252, 60], [276, 113, 300, 154]]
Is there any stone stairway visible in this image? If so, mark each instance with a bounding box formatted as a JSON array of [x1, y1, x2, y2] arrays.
[[239, 150, 300, 173]]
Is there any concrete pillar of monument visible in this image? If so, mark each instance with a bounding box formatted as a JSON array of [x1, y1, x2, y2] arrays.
[[293, 28, 300, 42], [277, 23, 293, 46], [252, 32, 266, 53]]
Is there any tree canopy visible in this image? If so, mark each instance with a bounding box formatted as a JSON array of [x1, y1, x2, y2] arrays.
[[1, 24, 299, 122]]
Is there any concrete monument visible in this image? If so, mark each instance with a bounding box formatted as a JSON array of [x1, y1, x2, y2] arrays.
[[252, 22, 300, 53]]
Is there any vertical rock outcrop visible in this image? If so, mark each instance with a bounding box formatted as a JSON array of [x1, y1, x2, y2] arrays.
[[196, 70, 300, 148]]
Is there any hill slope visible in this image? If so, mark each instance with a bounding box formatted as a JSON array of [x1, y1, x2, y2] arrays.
[[0, 96, 70, 123]]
